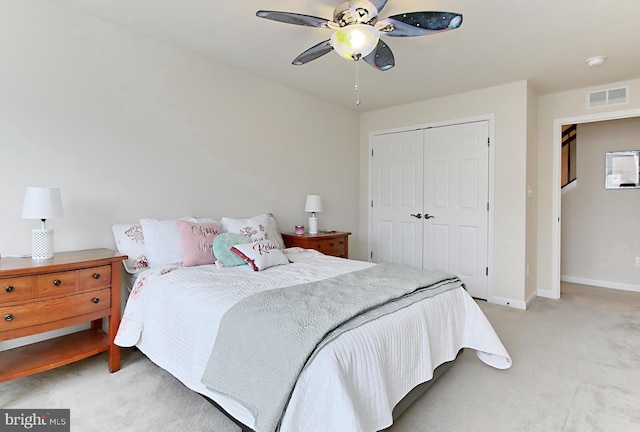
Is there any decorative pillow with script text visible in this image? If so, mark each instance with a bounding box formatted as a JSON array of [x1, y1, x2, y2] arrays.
[[231, 239, 290, 271]]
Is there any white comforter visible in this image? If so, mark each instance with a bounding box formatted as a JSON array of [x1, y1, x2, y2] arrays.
[[115, 248, 511, 432]]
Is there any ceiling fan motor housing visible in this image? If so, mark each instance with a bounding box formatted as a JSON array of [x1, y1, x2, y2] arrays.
[[333, 1, 379, 27]]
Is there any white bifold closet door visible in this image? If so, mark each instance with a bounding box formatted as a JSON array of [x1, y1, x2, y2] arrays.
[[371, 121, 489, 299]]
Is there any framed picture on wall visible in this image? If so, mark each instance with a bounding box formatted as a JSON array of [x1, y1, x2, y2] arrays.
[[605, 151, 640, 189]]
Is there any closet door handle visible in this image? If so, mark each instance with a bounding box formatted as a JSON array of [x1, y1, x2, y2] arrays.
[[410, 213, 423, 219], [424, 214, 435, 220]]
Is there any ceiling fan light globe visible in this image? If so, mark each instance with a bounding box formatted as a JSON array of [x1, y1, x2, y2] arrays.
[[331, 24, 380, 60]]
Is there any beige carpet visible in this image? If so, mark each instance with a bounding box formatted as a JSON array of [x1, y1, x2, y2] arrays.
[[2, 282, 639, 431]]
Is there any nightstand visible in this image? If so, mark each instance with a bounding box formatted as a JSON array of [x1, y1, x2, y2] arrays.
[[0, 248, 127, 382], [282, 231, 351, 258]]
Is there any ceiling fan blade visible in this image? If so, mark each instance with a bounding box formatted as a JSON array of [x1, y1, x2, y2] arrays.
[[256, 10, 330, 28], [293, 40, 334, 65], [379, 12, 463, 37], [364, 39, 395, 71]]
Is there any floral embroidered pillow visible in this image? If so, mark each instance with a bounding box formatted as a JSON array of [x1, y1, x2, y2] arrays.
[[266, 213, 285, 249], [221, 213, 270, 242], [176, 220, 221, 267], [231, 240, 290, 271], [112, 223, 148, 274]]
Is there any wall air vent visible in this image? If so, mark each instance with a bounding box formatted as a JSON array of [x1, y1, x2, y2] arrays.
[[588, 86, 629, 108]]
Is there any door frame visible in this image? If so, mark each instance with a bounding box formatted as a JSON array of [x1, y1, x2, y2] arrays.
[[547, 107, 640, 299], [368, 114, 496, 302]]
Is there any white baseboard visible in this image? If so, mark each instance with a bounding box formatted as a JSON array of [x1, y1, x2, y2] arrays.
[[490, 296, 527, 310], [537, 289, 559, 299], [561, 275, 640, 293], [525, 290, 538, 308]]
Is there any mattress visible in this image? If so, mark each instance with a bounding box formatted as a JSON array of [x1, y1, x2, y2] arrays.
[[115, 248, 511, 431]]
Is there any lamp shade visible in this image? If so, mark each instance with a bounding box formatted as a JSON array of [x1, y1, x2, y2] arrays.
[[331, 24, 380, 60], [21, 187, 64, 220], [304, 195, 323, 213]]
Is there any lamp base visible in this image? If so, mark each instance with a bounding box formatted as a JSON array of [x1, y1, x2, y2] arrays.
[[308, 216, 318, 234], [32, 228, 54, 259]]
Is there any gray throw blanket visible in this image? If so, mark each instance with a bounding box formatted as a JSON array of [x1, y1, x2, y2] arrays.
[[201, 263, 462, 432]]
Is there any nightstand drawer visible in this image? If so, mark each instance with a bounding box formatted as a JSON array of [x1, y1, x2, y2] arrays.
[[0, 276, 33, 304], [77, 265, 111, 291], [310, 238, 345, 254], [36, 271, 76, 297], [0, 288, 111, 334]]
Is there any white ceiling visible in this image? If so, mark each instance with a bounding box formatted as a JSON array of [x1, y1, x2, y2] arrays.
[[48, 0, 640, 111]]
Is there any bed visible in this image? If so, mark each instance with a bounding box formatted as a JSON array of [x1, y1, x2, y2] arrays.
[[112, 215, 511, 432]]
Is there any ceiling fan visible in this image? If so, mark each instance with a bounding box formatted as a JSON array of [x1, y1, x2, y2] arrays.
[[256, 0, 463, 71]]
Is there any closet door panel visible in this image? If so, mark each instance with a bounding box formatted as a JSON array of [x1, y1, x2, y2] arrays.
[[423, 121, 489, 299], [371, 130, 424, 267]]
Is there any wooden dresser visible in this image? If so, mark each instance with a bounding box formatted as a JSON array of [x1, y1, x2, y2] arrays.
[[281, 231, 351, 258], [0, 249, 127, 383]]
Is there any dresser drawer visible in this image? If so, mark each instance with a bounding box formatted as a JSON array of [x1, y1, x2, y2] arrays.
[[0, 276, 33, 304], [0, 288, 111, 333], [36, 271, 76, 298], [77, 265, 111, 291]]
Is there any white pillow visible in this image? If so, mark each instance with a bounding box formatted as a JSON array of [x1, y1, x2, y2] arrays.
[[221, 214, 269, 240], [221, 213, 285, 249], [266, 213, 286, 249], [111, 223, 148, 274], [140, 217, 195, 267], [231, 240, 290, 271]]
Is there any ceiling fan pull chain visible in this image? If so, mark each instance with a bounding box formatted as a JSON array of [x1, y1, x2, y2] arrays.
[[355, 59, 361, 106]]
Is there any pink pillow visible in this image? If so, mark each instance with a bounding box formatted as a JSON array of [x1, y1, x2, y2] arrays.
[[176, 220, 221, 267]]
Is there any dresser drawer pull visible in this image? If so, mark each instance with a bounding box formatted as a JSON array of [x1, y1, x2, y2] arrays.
[[92, 297, 100, 304], [328, 242, 334, 247], [5, 285, 14, 293], [4, 314, 13, 322], [93, 273, 101, 280], [53, 279, 62, 286]]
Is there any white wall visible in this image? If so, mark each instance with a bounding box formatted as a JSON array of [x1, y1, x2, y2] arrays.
[[359, 81, 531, 308], [537, 78, 640, 298], [561, 118, 640, 290], [0, 0, 361, 260]]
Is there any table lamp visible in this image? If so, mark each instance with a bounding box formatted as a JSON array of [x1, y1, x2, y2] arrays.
[[21, 187, 64, 259], [304, 195, 322, 234]]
